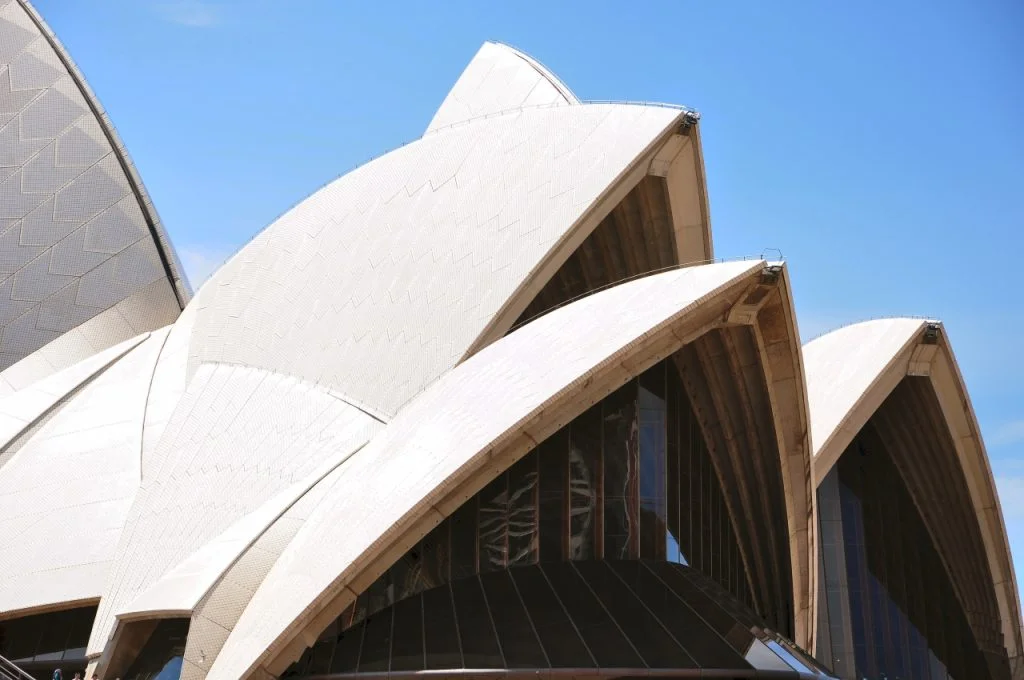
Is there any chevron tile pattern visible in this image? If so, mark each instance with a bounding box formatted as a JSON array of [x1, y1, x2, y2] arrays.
[[209, 262, 765, 680], [87, 362, 382, 657], [189, 103, 683, 420], [0, 0, 185, 370]]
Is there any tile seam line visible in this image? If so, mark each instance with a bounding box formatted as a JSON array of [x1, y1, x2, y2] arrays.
[[137, 326, 173, 483]]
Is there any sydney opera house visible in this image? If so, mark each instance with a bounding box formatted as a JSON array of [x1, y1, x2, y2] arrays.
[[0, 1, 1020, 679]]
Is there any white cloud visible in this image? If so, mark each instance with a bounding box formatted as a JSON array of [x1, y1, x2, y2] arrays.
[[154, 1, 220, 28], [179, 245, 232, 290], [991, 420, 1024, 448]]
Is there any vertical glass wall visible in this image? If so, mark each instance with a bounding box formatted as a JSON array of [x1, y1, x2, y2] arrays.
[[333, 358, 753, 632], [817, 433, 988, 680]]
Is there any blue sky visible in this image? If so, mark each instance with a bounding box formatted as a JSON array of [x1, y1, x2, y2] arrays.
[[35, 0, 1024, 590]]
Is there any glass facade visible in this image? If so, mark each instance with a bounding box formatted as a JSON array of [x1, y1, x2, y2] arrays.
[[122, 618, 189, 680], [816, 433, 989, 680], [329, 360, 754, 635], [284, 561, 830, 678], [0, 606, 95, 680], [280, 357, 816, 678]]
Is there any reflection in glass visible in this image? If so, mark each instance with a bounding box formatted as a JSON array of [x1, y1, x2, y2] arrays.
[[326, 358, 753, 640], [538, 429, 568, 562], [639, 366, 667, 561], [507, 454, 538, 566], [570, 405, 601, 560], [602, 382, 637, 560], [123, 618, 189, 680]]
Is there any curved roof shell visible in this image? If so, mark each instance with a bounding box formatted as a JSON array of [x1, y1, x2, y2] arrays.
[[803, 318, 1023, 670], [425, 41, 579, 134], [86, 362, 383, 657], [0, 0, 188, 371], [0, 329, 164, 615], [203, 260, 815, 679], [187, 102, 686, 420], [78, 40, 722, 670]]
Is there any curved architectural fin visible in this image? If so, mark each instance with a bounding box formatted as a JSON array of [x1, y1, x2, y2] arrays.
[[0, 331, 149, 469], [804, 318, 1023, 675], [425, 41, 579, 134], [0, 329, 165, 616], [87, 364, 384, 657], [205, 260, 812, 679], [803, 317, 926, 470], [187, 103, 685, 420]]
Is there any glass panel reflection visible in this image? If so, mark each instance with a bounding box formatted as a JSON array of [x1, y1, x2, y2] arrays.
[[318, 358, 757, 647], [285, 358, 799, 677], [123, 618, 189, 680]]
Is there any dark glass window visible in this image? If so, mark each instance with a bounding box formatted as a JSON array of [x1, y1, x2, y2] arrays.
[[123, 618, 189, 680], [603, 383, 637, 560], [283, 358, 775, 676], [478, 474, 508, 573], [638, 364, 667, 561], [449, 498, 477, 580], [328, 624, 362, 674], [357, 608, 392, 673], [572, 561, 691, 668], [570, 404, 602, 560], [608, 560, 745, 669], [506, 453, 538, 567], [816, 424, 991, 680], [538, 429, 568, 562], [0, 606, 96, 666]]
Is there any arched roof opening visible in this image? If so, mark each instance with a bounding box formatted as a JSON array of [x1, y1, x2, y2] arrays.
[[197, 260, 814, 679], [804, 318, 1023, 677]]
